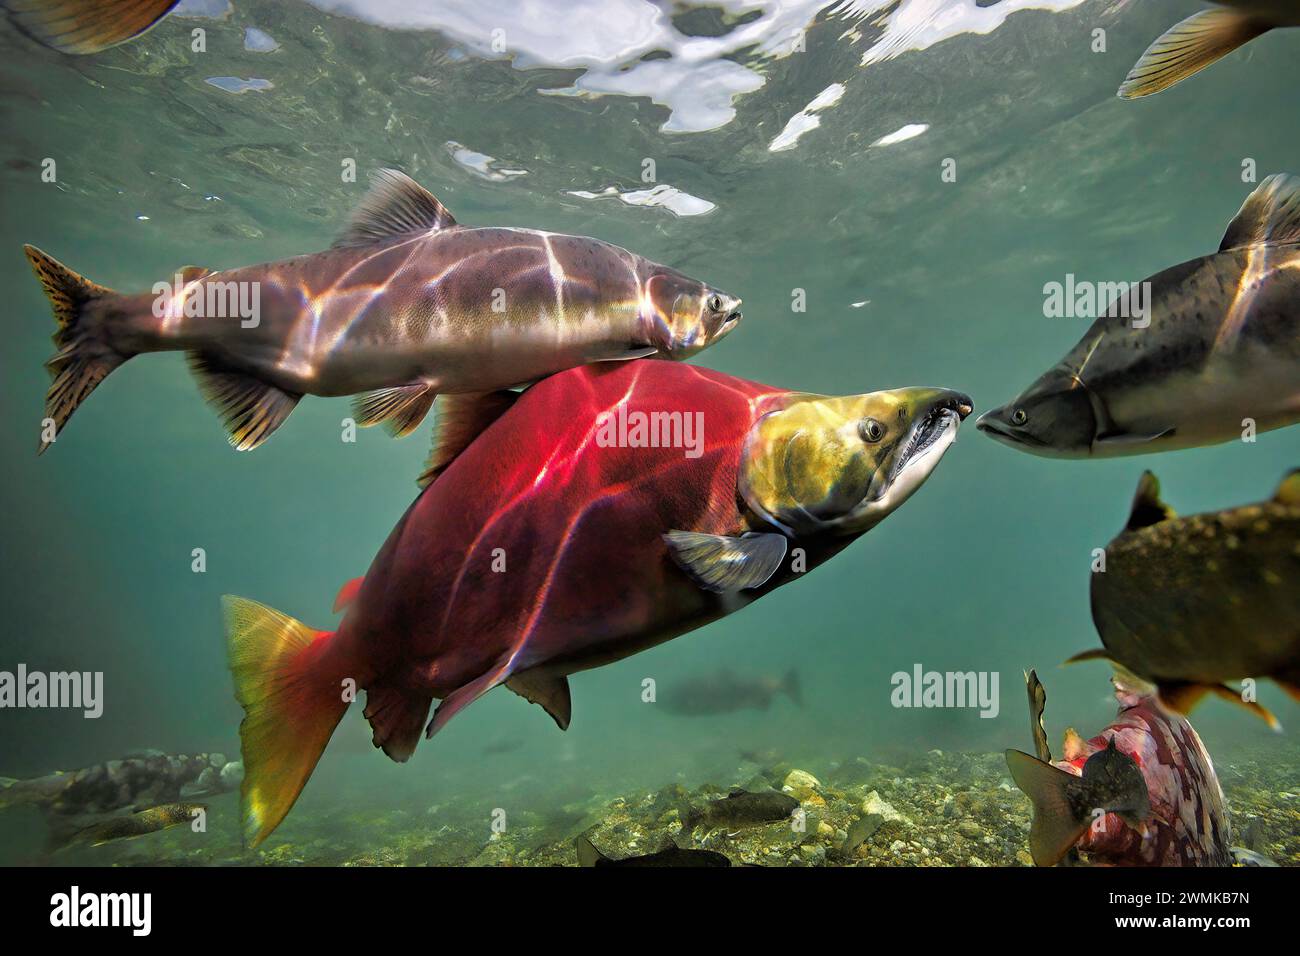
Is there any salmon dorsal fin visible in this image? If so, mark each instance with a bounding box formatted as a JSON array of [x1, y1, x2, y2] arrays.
[[1125, 471, 1175, 531], [1272, 468, 1300, 506], [1220, 174, 1300, 251], [333, 169, 458, 248], [418, 390, 519, 488]]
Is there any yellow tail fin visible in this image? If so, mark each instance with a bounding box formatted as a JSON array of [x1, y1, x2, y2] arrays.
[[223, 596, 349, 848], [1118, 8, 1270, 99], [5, 0, 180, 55]]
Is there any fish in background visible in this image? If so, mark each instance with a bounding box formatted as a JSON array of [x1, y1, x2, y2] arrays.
[[978, 174, 1300, 457], [575, 835, 730, 868], [50, 802, 205, 850], [2, 0, 180, 55], [1119, 2, 1300, 99], [1071, 468, 1300, 728], [657, 668, 802, 717], [1007, 672, 1233, 867], [221, 360, 971, 845], [678, 789, 801, 838], [0, 750, 239, 818], [25, 168, 741, 452]]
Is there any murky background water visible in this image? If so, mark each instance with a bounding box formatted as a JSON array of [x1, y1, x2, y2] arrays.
[[1, 0, 1296, 865]]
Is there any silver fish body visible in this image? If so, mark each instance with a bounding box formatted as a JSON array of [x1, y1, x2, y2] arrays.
[[27, 169, 741, 451], [979, 174, 1300, 457]]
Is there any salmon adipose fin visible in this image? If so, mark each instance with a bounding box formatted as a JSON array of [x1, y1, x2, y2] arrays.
[[663, 530, 788, 592], [222, 596, 350, 847], [505, 670, 572, 730], [332, 168, 458, 248], [1118, 8, 1272, 99], [187, 353, 302, 451], [25, 245, 130, 454], [362, 686, 432, 762], [352, 383, 436, 437], [418, 390, 520, 487], [3, 0, 179, 55], [332, 576, 364, 613]]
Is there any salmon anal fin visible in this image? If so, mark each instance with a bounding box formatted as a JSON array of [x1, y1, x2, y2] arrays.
[[505, 671, 572, 731], [425, 665, 510, 739], [362, 687, 433, 762], [418, 390, 519, 488], [1118, 8, 1270, 100], [1157, 681, 1281, 730], [7, 0, 179, 55], [187, 353, 301, 451], [333, 169, 458, 248], [332, 577, 364, 614], [352, 383, 436, 438]]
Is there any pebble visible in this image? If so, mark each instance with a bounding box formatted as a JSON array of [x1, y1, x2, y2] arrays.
[[782, 769, 821, 801]]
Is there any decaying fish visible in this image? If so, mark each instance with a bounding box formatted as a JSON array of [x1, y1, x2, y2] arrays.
[[1119, 2, 1300, 99], [26, 168, 740, 452], [657, 668, 801, 717], [2, 0, 180, 55], [679, 789, 801, 837], [51, 802, 206, 850], [1071, 468, 1300, 727], [1007, 675, 1231, 867], [222, 360, 970, 845], [978, 174, 1300, 457], [576, 835, 730, 867]]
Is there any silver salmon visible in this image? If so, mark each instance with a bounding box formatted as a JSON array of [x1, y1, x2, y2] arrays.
[[26, 169, 741, 452]]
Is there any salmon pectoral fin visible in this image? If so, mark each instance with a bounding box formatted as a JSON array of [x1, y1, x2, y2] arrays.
[[362, 686, 433, 762], [1118, 8, 1270, 99], [5, 0, 179, 55], [1157, 681, 1281, 731], [187, 353, 301, 451], [222, 596, 349, 847], [418, 390, 519, 488], [505, 671, 572, 731], [425, 665, 511, 740], [663, 530, 788, 593], [352, 383, 436, 438], [1004, 750, 1089, 867]]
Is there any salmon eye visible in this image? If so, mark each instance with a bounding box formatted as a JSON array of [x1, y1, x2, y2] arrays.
[[859, 418, 885, 443], [1011, 408, 1028, 426], [707, 294, 722, 312]]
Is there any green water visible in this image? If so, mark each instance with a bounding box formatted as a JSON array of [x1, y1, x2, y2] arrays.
[[0, 0, 1296, 866]]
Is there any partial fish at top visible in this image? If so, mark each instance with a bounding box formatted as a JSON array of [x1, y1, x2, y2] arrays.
[[978, 174, 1300, 458], [1119, 1, 1300, 99], [2, 0, 180, 55], [25, 169, 741, 452]]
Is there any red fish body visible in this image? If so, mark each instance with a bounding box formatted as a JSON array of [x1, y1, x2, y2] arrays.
[[224, 360, 971, 844], [1058, 686, 1232, 867]]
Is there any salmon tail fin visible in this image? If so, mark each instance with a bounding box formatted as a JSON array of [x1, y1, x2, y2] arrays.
[[25, 245, 128, 454], [5, 0, 180, 55], [1004, 750, 1089, 867], [1118, 8, 1270, 99], [222, 596, 349, 848], [783, 669, 803, 708]]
